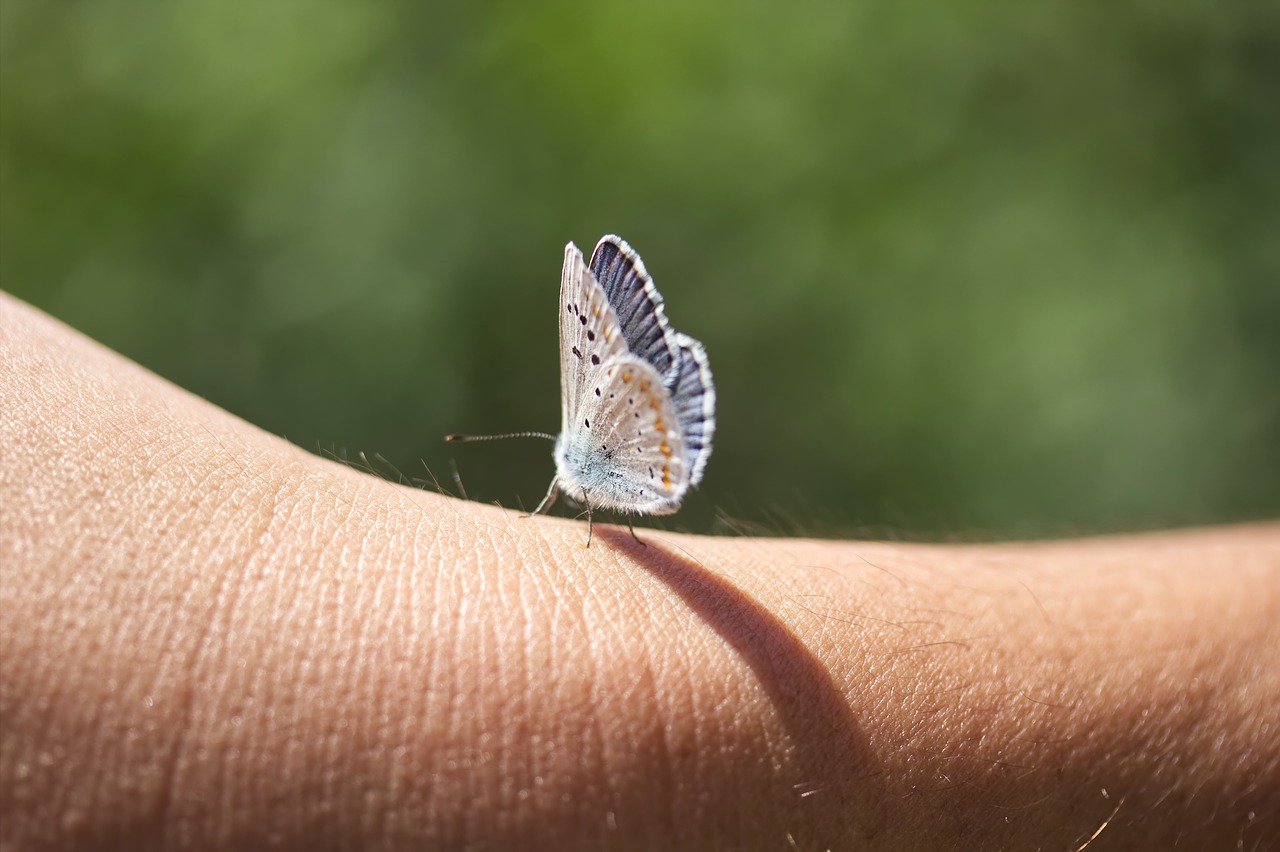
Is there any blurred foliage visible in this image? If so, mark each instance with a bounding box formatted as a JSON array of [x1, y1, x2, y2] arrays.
[[3, 0, 1277, 539]]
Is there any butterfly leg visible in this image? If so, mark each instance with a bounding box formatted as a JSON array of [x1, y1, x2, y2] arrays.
[[582, 489, 593, 548], [526, 477, 559, 517], [625, 515, 647, 548]]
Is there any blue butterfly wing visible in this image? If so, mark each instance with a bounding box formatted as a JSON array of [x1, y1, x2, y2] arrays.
[[666, 333, 715, 487], [589, 235, 678, 377], [586, 234, 715, 493]]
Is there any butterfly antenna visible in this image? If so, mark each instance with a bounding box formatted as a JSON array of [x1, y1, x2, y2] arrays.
[[444, 431, 557, 443]]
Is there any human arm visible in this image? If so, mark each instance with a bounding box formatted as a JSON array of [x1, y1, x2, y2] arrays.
[[2, 291, 1277, 850]]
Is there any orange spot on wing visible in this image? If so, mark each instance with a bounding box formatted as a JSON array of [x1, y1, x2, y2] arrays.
[[654, 417, 666, 432], [662, 465, 672, 488], [660, 441, 672, 458], [622, 371, 633, 383]]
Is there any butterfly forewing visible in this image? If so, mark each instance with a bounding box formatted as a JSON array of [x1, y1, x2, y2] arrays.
[[589, 236, 678, 377], [555, 354, 689, 515], [559, 243, 631, 438]]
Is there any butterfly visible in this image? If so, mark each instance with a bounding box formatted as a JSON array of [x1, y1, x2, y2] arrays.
[[449, 235, 715, 542]]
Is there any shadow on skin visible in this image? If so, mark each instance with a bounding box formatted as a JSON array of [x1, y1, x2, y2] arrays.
[[595, 527, 887, 844]]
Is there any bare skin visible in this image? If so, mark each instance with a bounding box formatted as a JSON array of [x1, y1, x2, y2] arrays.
[[2, 291, 1277, 851]]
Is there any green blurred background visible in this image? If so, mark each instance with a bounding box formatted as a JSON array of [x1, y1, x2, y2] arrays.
[[3, 1, 1277, 539]]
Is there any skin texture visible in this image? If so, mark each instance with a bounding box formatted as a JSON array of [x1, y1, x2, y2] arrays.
[[2, 290, 1278, 851]]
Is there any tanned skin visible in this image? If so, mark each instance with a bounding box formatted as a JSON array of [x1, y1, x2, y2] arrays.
[[3, 292, 1277, 851]]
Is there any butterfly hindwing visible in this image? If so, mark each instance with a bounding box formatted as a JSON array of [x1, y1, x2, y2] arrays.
[[666, 333, 715, 488], [554, 354, 689, 515]]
